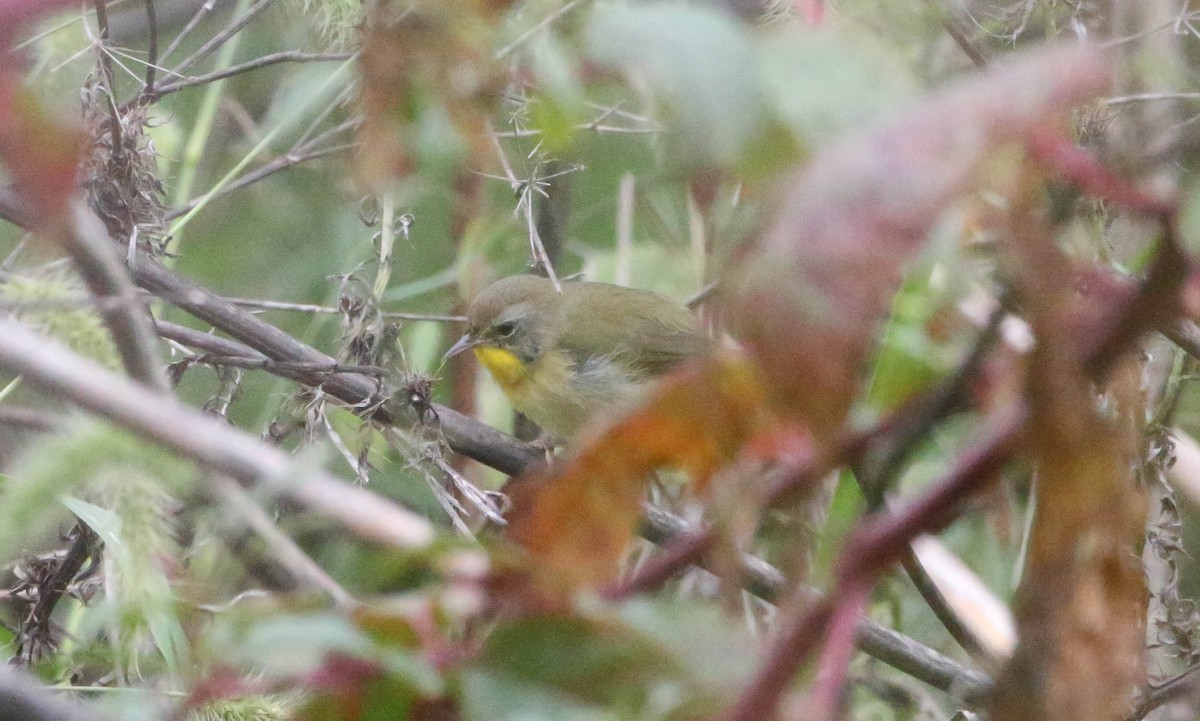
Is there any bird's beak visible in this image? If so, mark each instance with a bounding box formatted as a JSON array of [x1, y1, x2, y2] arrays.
[[443, 333, 478, 362]]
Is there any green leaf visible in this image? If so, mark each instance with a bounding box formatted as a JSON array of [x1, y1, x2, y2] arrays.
[[760, 27, 914, 145], [585, 3, 767, 170], [234, 612, 374, 677], [460, 669, 615, 721]]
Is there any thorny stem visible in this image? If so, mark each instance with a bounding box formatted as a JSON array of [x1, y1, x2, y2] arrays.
[[14, 523, 97, 666], [485, 122, 562, 291]]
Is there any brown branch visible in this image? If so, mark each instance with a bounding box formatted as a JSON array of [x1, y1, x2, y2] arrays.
[[611, 306, 1003, 604], [605, 427, 877, 600], [0, 406, 62, 432], [723, 207, 1187, 721], [15, 522, 97, 665], [141, 0, 158, 94], [1162, 319, 1200, 363], [0, 185, 1011, 703], [156, 317, 994, 702], [128, 253, 545, 475], [64, 204, 170, 392], [209, 474, 355, 609], [924, 0, 992, 69], [0, 318, 435, 549], [856, 305, 1007, 666]]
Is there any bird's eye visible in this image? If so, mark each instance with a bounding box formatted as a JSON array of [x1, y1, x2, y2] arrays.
[[495, 321, 517, 338]]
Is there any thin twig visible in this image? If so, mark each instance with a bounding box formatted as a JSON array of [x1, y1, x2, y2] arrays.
[[170, 0, 276, 76], [639, 505, 993, 701], [164, 142, 356, 220], [685, 280, 718, 309], [159, 0, 215, 63], [1128, 662, 1200, 721], [494, 0, 590, 59], [605, 425, 879, 600], [485, 122, 562, 291], [224, 297, 465, 322], [925, 0, 992, 69], [151, 51, 352, 97], [857, 305, 1007, 666], [91, 0, 123, 155]]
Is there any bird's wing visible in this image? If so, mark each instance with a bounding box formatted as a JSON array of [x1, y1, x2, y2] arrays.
[[558, 284, 707, 377]]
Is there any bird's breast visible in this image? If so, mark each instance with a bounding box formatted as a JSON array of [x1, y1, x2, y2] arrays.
[[474, 347, 640, 439]]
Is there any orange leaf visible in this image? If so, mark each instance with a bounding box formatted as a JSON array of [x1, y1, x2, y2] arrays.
[[501, 353, 771, 601]]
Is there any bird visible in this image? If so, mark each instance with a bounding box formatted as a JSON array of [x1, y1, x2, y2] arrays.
[[444, 274, 708, 441]]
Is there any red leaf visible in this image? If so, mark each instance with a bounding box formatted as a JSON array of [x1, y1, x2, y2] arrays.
[[725, 44, 1111, 438]]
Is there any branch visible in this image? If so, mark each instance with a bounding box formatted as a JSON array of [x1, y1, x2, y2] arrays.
[[722, 208, 1187, 721], [129, 254, 544, 475], [0, 318, 434, 549], [91, 0, 123, 154], [141, 0, 158, 94], [163, 124, 357, 221], [15, 522, 97, 665], [159, 0, 216, 64], [1128, 662, 1200, 721], [150, 51, 352, 98], [170, 0, 276, 76], [65, 203, 169, 391]]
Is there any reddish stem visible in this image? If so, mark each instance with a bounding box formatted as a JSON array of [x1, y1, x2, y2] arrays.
[[804, 579, 872, 721], [1027, 131, 1176, 215]]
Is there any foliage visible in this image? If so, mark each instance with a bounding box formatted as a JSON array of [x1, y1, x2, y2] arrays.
[[0, 2, 1198, 721]]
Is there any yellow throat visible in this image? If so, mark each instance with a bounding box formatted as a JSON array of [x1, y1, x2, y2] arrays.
[[472, 346, 527, 394]]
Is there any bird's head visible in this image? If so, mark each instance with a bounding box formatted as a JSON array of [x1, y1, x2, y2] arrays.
[[443, 275, 562, 387]]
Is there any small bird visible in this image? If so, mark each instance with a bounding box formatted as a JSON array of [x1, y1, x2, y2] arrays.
[[444, 274, 708, 441]]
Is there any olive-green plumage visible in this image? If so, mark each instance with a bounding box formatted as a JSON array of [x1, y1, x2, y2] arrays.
[[447, 275, 707, 440]]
